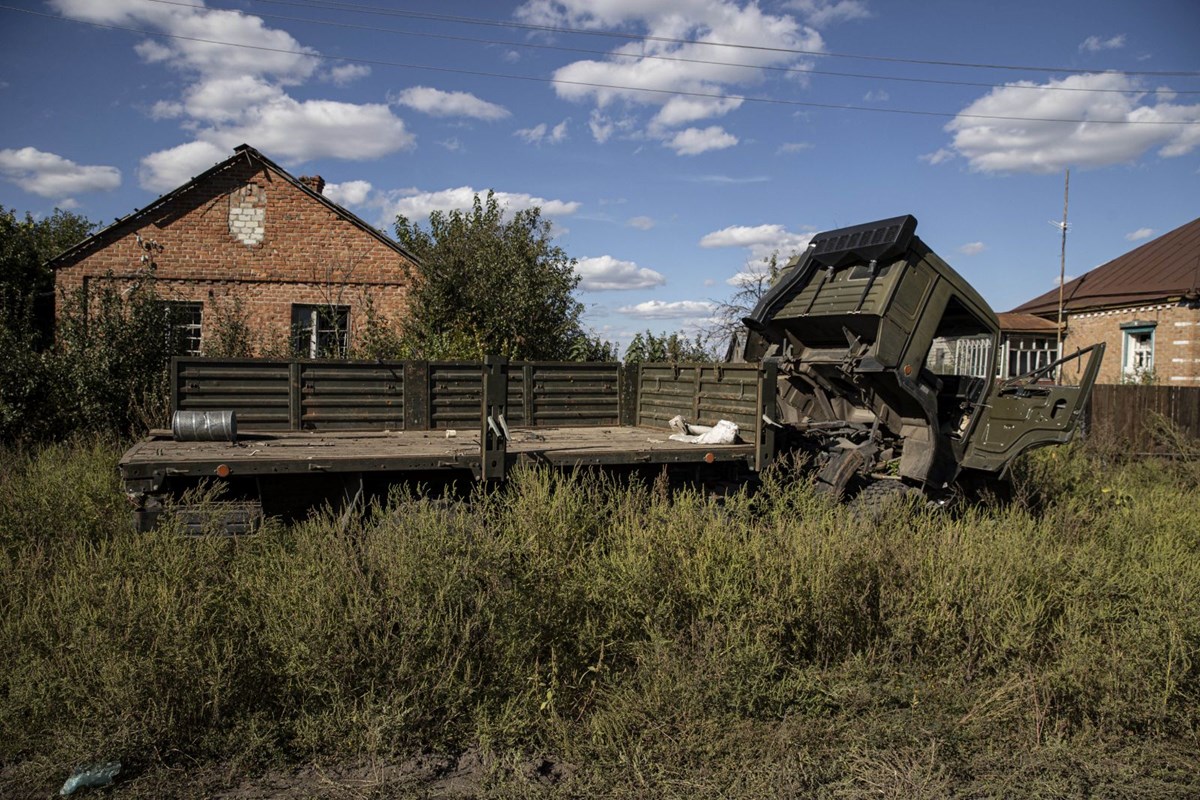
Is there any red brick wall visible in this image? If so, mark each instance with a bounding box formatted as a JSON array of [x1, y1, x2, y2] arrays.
[[1063, 304, 1200, 385], [55, 158, 413, 354]]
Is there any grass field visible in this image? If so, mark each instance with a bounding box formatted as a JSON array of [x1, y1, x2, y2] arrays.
[[1, 437, 1198, 798]]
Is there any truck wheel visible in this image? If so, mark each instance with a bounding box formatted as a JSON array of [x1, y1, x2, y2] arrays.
[[850, 478, 921, 516]]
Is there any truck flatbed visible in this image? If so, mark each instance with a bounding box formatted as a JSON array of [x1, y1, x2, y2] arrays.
[[120, 357, 777, 529], [119, 425, 757, 482]]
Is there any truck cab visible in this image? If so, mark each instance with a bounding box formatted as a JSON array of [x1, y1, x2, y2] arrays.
[[742, 215, 1102, 496]]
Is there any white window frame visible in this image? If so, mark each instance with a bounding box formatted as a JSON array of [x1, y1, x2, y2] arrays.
[[1002, 335, 1059, 379], [162, 300, 203, 356], [1121, 324, 1155, 382], [292, 304, 349, 359], [926, 333, 994, 379]]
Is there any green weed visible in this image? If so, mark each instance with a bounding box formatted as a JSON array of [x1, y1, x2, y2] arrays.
[[1, 439, 1198, 797]]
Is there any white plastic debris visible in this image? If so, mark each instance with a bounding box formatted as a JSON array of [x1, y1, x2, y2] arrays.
[[668, 418, 740, 445], [445, 429, 457, 438], [60, 762, 120, 796]]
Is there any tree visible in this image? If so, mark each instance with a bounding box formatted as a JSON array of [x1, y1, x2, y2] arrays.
[[0, 206, 95, 343], [394, 192, 586, 361], [707, 250, 790, 358], [623, 330, 714, 365], [0, 207, 98, 442]]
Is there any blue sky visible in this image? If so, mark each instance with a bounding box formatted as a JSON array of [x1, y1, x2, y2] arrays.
[[1, 0, 1197, 347]]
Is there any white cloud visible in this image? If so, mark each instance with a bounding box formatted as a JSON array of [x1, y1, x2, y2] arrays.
[[1125, 227, 1156, 241], [666, 126, 738, 155], [686, 174, 771, 184], [327, 64, 371, 86], [51, 0, 320, 84], [1080, 34, 1126, 53], [515, 119, 570, 145], [181, 76, 283, 124], [776, 141, 812, 154], [438, 138, 462, 152], [785, 0, 871, 27], [576, 255, 666, 291], [863, 89, 889, 102], [726, 269, 773, 287], [701, 223, 810, 252], [390, 86, 510, 120], [941, 72, 1200, 174], [652, 96, 744, 129], [589, 110, 615, 143], [211, 99, 413, 160], [53, 1, 415, 189], [617, 300, 716, 319], [149, 100, 184, 120], [378, 186, 581, 223], [701, 222, 813, 280], [324, 179, 373, 206], [920, 148, 955, 166], [0, 147, 121, 198], [519, 0, 824, 137], [141, 80, 414, 189], [959, 241, 986, 256], [137, 141, 227, 192], [627, 215, 656, 230]]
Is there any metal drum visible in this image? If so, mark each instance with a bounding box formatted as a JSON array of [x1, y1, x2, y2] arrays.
[[172, 410, 238, 442]]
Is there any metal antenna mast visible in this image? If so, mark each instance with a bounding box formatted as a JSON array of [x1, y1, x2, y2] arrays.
[[1051, 169, 1070, 381]]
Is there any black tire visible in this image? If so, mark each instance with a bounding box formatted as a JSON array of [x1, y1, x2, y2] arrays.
[[849, 478, 921, 517]]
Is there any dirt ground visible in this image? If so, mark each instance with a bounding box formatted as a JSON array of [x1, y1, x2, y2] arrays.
[[3, 748, 577, 800]]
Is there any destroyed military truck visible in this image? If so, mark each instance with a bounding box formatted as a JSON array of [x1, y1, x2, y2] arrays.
[[119, 215, 1103, 530], [738, 214, 1102, 501]]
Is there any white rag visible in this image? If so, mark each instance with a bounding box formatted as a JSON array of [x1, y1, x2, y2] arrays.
[[667, 415, 740, 444]]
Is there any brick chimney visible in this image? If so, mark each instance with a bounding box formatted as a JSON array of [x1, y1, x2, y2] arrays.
[[298, 175, 326, 195]]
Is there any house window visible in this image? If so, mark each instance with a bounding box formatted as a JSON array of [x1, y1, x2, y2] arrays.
[[1004, 336, 1058, 379], [162, 301, 203, 356], [1121, 324, 1155, 381], [292, 304, 349, 358], [925, 297, 994, 380]]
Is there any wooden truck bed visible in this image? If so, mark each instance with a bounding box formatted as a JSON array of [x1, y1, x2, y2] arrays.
[[119, 357, 780, 529], [119, 425, 757, 482]]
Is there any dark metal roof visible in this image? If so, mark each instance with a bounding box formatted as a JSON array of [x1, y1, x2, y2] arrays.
[[998, 312, 1059, 334], [46, 143, 419, 268], [1010, 215, 1200, 316]]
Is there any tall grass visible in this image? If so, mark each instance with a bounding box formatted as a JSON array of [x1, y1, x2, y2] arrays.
[[2, 439, 1198, 796]]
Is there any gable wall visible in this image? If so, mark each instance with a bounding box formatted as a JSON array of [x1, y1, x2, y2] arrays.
[[54, 158, 412, 353]]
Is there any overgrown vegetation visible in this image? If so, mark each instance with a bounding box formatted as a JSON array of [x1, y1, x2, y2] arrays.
[[0, 198, 635, 445], [2, 441, 1197, 797], [393, 191, 593, 361], [623, 329, 714, 364], [0, 205, 195, 442]]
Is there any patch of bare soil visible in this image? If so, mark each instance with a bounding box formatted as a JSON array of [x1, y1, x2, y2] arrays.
[[2, 749, 577, 800]]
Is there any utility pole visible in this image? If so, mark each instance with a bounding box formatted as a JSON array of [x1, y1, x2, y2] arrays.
[[1051, 169, 1070, 382]]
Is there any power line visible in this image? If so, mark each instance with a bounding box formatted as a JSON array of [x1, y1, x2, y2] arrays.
[[246, 0, 1200, 79], [5, 5, 1199, 127], [139, 0, 1200, 96]]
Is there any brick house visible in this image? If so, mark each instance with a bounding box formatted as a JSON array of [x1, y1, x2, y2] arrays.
[[50, 144, 417, 357], [996, 312, 1060, 379], [1008, 216, 1200, 385]]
